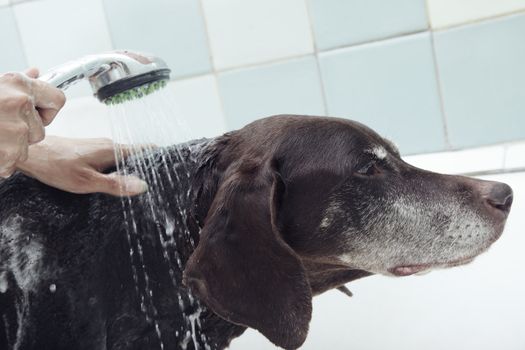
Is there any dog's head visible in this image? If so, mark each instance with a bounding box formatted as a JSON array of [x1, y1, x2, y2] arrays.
[[184, 115, 512, 349]]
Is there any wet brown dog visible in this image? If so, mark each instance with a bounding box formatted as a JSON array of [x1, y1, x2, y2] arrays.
[[0, 115, 512, 350]]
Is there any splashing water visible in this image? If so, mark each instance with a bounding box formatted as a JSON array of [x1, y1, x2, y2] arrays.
[[106, 87, 209, 350]]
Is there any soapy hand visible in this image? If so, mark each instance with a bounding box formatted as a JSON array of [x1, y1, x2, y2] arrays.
[[17, 136, 148, 197], [0, 68, 66, 177]]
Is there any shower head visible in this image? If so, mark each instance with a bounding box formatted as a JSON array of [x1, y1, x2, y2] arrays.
[[38, 50, 171, 105]]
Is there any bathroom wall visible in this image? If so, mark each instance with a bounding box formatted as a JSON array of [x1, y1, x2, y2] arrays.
[[1, 0, 524, 155]]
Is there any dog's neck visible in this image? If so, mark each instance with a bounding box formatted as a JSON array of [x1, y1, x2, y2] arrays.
[[112, 137, 370, 349], [131, 136, 369, 349]]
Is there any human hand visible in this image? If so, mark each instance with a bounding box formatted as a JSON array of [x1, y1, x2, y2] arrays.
[[17, 136, 148, 197], [0, 68, 66, 178]]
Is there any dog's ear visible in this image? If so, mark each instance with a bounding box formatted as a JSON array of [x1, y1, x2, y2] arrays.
[[183, 159, 312, 350]]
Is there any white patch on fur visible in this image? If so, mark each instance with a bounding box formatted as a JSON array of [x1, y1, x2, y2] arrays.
[[320, 217, 331, 229], [319, 199, 345, 230], [0, 215, 44, 292], [384, 138, 400, 155], [366, 145, 388, 160], [0, 271, 7, 293]]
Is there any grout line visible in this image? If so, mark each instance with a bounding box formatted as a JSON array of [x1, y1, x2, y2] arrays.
[[100, 0, 115, 50], [196, 0, 216, 74], [197, 0, 228, 130], [318, 28, 429, 55], [303, 0, 329, 115], [423, 0, 433, 29], [215, 52, 314, 75], [431, 8, 525, 32], [314, 56, 329, 115], [425, 4, 452, 150], [460, 167, 525, 177]]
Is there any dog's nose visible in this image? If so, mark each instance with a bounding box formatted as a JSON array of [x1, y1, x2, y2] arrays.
[[484, 182, 513, 215]]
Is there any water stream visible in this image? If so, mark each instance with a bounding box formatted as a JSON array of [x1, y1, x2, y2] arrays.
[[106, 88, 209, 350]]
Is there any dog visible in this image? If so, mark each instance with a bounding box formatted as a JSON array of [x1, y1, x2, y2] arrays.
[[0, 115, 513, 350]]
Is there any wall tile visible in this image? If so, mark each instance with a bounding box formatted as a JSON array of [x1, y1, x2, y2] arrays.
[[9, 0, 37, 4], [0, 7, 26, 71], [201, 0, 313, 70], [14, 0, 112, 73], [319, 32, 446, 155], [427, 0, 525, 29], [434, 14, 525, 149], [103, 0, 211, 79], [46, 96, 112, 139], [168, 75, 227, 139], [218, 56, 325, 130], [307, 0, 428, 50]]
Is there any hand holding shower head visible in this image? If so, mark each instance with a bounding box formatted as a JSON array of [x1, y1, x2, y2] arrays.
[[38, 50, 171, 105]]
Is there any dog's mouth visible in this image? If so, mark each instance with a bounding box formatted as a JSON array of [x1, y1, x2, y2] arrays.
[[388, 255, 476, 277], [388, 221, 508, 277]]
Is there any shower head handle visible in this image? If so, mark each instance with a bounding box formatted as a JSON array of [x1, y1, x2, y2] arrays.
[[38, 50, 171, 103]]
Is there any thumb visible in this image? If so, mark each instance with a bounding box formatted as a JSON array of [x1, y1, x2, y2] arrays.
[[92, 172, 148, 197], [24, 67, 40, 79]]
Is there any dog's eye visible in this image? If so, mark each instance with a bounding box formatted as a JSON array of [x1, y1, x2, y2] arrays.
[[356, 162, 381, 177]]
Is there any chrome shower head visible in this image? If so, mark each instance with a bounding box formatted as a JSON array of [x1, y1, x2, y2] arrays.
[[39, 50, 171, 105]]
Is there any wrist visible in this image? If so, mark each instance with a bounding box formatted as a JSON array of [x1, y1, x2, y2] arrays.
[[16, 138, 50, 177]]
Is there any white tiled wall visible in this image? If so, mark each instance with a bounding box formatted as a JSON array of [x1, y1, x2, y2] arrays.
[[0, 0, 524, 171]]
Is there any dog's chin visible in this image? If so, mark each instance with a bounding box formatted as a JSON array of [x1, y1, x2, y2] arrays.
[[387, 224, 507, 277], [387, 256, 477, 277]]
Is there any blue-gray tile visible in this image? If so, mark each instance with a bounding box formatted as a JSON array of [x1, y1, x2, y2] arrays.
[[434, 14, 525, 149], [307, 0, 428, 51], [218, 56, 326, 130], [319, 32, 446, 155], [0, 7, 27, 71], [103, 0, 211, 79]]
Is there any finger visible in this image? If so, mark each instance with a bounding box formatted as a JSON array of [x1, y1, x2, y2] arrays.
[[117, 142, 158, 158], [0, 161, 16, 179], [0, 168, 15, 179], [96, 142, 157, 170], [30, 79, 66, 125], [25, 105, 45, 144], [24, 67, 40, 79], [91, 172, 148, 197]]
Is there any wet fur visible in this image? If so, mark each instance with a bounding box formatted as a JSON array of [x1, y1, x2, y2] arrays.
[[0, 115, 511, 350]]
